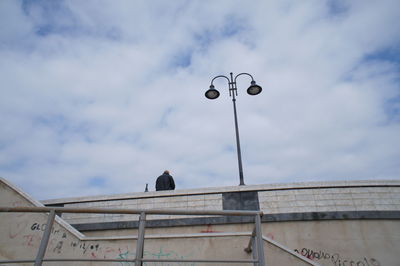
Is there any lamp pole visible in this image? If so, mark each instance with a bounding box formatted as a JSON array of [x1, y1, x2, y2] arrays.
[[205, 72, 262, 186]]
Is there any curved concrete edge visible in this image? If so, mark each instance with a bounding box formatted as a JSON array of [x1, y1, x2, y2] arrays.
[[0, 177, 85, 240], [41, 179, 400, 205]]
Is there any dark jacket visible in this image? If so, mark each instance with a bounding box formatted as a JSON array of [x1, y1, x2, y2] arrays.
[[156, 173, 175, 191]]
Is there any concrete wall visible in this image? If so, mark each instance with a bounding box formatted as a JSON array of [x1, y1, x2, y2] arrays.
[[2, 177, 400, 265], [42, 180, 400, 225], [0, 177, 315, 266]]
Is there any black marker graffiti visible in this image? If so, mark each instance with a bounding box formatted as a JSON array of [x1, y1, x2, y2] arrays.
[[294, 247, 381, 266]]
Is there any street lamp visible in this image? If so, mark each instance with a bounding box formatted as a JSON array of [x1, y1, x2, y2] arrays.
[[205, 72, 262, 186]]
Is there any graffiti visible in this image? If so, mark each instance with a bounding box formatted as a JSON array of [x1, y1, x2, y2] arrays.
[[200, 224, 221, 233], [70, 241, 100, 255], [9, 220, 29, 239], [52, 241, 63, 254], [22, 234, 41, 247], [113, 247, 196, 266], [144, 247, 196, 266], [294, 247, 381, 266], [29, 222, 68, 239], [31, 222, 48, 231], [116, 249, 135, 266], [265, 232, 275, 240]]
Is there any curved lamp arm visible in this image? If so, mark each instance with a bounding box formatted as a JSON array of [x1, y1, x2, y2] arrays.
[[210, 75, 230, 86], [234, 72, 255, 83]]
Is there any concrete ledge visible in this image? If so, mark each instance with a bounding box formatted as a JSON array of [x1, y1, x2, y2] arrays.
[[72, 210, 400, 231], [42, 179, 400, 205]]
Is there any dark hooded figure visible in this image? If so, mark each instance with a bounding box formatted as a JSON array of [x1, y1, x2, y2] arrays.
[[156, 170, 175, 191]]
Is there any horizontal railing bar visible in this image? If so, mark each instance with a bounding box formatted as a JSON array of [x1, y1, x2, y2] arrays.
[[45, 259, 136, 262], [0, 259, 137, 263], [0, 206, 263, 216], [0, 260, 35, 263], [0, 258, 258, 263], [1, 257, 258, 263], [83, 231, 253, 241], [45, 258, 257, 263], [142, 258, 257, 263]]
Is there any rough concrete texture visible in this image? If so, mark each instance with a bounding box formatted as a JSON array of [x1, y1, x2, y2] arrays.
[[2, 177, 400, 265], [0, 177, 315, 265], [42, 180, 400, 225]]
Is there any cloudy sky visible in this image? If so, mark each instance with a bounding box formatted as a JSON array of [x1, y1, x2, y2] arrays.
[[1, 0, 399, 200]]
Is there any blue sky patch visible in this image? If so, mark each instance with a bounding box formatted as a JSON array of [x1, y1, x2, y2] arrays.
[[364, 47, 400, 66], [221, 15, 246, 38], [34, 115, 95, 143], [87, 176, 107, 188], [385, 95, 400, 123], [0, 158, 27, 172], [170, 49, 192, 68], [23, 0, 79, 36], [326, 0, 349, 17]]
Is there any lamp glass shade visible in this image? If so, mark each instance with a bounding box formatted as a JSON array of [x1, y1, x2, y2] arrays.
[[205, 88, 220, 99], [247, 84, 262, 95]]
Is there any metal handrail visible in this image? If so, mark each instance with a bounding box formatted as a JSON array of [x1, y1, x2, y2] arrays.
[[0, 206, 265, 266]]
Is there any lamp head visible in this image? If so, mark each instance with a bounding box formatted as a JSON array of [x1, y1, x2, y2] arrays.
[[205, 85, 220, 99], [247, 81, 262, 96]]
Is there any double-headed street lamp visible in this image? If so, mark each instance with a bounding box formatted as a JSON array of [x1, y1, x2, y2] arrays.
[[205, 72, 262, 186]]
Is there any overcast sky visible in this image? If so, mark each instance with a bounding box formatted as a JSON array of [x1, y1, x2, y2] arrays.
[[1, 0, 399, 200]]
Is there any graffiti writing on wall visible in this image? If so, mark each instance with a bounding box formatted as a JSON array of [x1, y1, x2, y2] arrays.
[[294, 247, 381, 266], [200, 224, 221, 233], [114, 246, 196, 266], [9, 220, 29, 239], [30, 222, 67, 238], [8, 220, 196, 265]]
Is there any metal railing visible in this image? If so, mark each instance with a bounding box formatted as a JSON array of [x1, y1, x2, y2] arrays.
[[0, 206, 266, 266]]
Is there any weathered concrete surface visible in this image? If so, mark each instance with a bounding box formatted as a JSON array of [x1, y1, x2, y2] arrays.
[[2, 177, 400, 265], [0, 177, 316, 265], [263, 220, 399, 266], [42, 180, 400, 225]]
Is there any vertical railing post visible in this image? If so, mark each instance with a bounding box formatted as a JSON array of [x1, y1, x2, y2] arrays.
[[252, 233, 259, 266], [255, 214, 266, 266], [34, 209, 56, 266], [135, 212, 146, 266]]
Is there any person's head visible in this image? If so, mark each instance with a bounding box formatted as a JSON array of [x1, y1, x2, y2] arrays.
[[163, 170, 170, 175]]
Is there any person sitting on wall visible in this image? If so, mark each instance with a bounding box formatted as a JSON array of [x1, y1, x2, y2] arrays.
[[156, 170, 175, 191]]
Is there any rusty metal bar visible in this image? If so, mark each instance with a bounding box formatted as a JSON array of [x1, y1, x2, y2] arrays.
[[245, 226, 256, 253], [34, 209, 56, 266], [0, 260, 35, 264], [0, 206, 262, 216]]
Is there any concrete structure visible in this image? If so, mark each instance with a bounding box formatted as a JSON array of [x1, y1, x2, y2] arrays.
[[1, 177, 400, 265]]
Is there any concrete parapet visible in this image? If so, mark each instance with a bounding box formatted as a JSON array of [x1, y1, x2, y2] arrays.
[[2, 177, 400, 265], [40, 179, 400, 225]]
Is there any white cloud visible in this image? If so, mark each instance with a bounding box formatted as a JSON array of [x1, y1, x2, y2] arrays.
[[0, 0, 399, 199]]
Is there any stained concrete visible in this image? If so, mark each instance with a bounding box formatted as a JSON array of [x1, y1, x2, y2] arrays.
[[2, 177, 400, 265]]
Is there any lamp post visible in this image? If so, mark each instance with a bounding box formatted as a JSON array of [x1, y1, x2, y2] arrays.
[[205, 72, 262, 186]]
